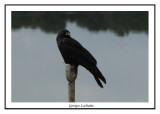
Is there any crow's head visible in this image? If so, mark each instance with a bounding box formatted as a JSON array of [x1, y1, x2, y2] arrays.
[[57, 29, 71, 38]]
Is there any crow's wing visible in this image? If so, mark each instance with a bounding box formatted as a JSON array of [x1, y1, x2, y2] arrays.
[[58, 38, 97, 66], [58, 37, 106, 88]]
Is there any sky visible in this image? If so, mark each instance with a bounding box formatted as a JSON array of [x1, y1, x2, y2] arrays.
[[11, 22, 148, 102]]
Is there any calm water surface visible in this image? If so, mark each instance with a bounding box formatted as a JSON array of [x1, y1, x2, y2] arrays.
[[12, 21, 148, 102]]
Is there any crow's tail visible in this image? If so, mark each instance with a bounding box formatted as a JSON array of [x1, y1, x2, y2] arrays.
[[87, 66, 106, 88]]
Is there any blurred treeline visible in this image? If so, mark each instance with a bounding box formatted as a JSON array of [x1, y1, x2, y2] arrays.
[[12, 11, 148, 36]]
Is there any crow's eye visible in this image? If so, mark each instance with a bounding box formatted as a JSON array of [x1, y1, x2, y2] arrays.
[[64, 32, 70, 36]]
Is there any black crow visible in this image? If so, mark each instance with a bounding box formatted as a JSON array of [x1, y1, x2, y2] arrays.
[[56, 29, 106, 88]]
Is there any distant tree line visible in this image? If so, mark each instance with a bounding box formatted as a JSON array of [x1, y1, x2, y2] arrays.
[[12, 11, 148, 36]]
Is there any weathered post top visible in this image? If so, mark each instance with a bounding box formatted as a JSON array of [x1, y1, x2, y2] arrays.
[[66, 64, 77, 82]]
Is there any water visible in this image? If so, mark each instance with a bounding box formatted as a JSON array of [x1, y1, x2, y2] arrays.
[[11, 12, 148, 102]]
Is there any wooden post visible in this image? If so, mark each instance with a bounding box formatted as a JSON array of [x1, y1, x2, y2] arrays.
[[66, 64, 77, 102]]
